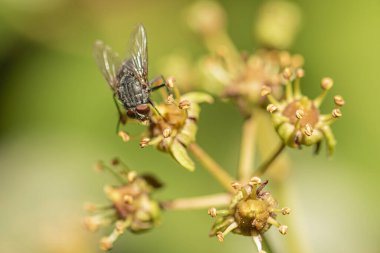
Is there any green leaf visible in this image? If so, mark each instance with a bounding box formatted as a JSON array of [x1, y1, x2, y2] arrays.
[[170, 139, 195, 171]]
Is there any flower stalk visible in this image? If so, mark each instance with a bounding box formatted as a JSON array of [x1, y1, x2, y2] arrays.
[[160, 193, 231, 211], [188, 143, 235, 193]]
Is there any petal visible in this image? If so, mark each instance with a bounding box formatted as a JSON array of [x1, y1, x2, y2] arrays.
[[170, 139, 195, 171]]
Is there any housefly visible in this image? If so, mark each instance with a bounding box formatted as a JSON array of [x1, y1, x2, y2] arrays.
[[94, 24, 167, 129]]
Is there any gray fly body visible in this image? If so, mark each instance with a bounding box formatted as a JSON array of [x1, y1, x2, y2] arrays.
[[94, 24, 163, 122]]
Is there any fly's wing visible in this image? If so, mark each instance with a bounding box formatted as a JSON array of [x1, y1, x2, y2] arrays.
[[125, 24, 148, 81], [94, 40, 121, 91]]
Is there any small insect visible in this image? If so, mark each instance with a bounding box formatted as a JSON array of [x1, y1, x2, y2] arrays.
[[94, 24, 167, 129]]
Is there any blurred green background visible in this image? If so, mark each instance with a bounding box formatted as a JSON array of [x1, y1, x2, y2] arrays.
[[0, 0, 379, 252]]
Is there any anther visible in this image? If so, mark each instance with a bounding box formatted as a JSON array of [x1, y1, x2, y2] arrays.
[[303, 124, 313, 136], [296, 68, 305, 78], [332, 108, 342, 118], [167, 94, 175, 104], [100, 237, 113, 251], [321, 77, 333, 90], [127, 171, 137, 182], [118, 131, 130, 142], [250, 176, 262, 185], [334, 95, 345, 107], [166, 77, 175, 88], [179, 99, 191, 110], [260, 86, 272, 96], [208, 207, 217, 217], [279, 225, 288, 235], [295, 109, 304, 119], [281, 207, 291, 215], [123, 195, 133, 204], [140, 137, 150, 148], [231, 182, 242, 190], [282, 67, 292, 80], [266, 104, 278, 113], [162, 128, 172, 138]]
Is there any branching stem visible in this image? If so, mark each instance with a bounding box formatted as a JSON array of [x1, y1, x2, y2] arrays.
[[188, 143, 235, 193], [254, 144, 286, 176]]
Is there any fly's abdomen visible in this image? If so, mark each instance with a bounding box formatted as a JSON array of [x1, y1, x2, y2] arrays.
[[118, 74, 149, 109]]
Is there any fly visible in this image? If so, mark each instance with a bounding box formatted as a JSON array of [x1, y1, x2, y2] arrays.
[[94, 24, 167, 130]]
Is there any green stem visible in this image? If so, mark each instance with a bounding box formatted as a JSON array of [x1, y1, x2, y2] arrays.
[[254, 144, 286, 177], [188, 143, 235, 193], [238, 112, 257, 182], [160, 193, 231, 211]]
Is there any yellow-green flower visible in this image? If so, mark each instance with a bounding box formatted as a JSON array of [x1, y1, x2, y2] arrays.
[[208, 177, 289, 252], [263, 68, 345, 155], [140, 90, 213, 171]]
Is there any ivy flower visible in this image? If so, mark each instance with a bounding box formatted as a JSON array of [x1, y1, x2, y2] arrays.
[[263, 68, 345, 155], [84, 159, 162, 251], [208, 177, 290, 253]]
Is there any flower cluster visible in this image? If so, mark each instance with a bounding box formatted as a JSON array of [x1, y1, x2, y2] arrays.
[[208, 177, 290, 252], [138, 81, 213, 171], [83, 159, 162, 251], [262, 68, 344, 155]]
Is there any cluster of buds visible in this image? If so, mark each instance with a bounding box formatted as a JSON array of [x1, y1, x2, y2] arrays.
[[83, 159, 162, 251], [138, 78, 213, 171], [208, 177, 290, 253], [263, 68, 345, 155]]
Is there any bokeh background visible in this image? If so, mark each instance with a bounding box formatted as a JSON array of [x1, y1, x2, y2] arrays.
[[0, 0, 379, 252]]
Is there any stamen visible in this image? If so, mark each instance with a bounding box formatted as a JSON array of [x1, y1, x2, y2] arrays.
[[216, 222, 238, 242], [293, 68, 304, 98], [314, 77, 333, 108]]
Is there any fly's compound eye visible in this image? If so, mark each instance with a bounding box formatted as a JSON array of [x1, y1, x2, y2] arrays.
[[136, 104, 150, 115], [127, 110, 137, 118]]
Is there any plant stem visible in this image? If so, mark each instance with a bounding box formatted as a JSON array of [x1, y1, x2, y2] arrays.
[[254, 144, 286, 177], [188, 143, 235, 193], [160, 193, 231, 211], [262, 235, 274, 253], [238, 113, 257, 182]]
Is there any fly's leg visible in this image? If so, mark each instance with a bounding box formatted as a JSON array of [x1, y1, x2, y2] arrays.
[[113, 93, 127, 133], [148, 98, 164, 118], [149, 75, 172, 97]]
